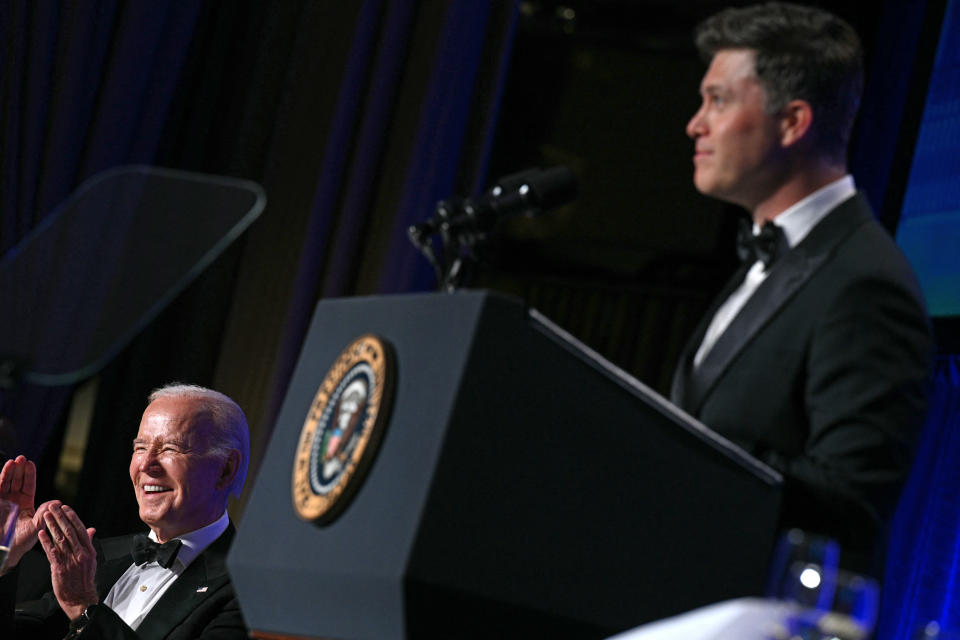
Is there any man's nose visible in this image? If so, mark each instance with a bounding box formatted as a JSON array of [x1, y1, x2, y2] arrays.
[[138, 448, 161, 470], [686, 105, 707, 139]]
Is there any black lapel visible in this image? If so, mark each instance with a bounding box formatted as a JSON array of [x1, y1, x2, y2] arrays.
[[134, 524, 235, 640], [681, 194, 874, 415], [670, 262, 751, 408]]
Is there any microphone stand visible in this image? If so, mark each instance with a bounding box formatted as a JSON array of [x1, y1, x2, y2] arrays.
[[407, 198, 488, 292], [408, 166, 578, 292]]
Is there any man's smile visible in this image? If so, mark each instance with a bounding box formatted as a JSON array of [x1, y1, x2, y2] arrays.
[[143, 484, 173, 494]]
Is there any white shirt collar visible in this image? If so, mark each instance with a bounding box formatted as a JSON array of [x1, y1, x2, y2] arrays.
[[147, 510, 229, 568], [760, 175, 856, 248]]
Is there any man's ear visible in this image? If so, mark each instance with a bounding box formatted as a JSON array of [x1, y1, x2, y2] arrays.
[[779, 99, 814, 147], [216, 449, 241, 491]]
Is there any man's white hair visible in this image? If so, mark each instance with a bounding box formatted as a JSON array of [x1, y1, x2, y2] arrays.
[[148, 383, 250, 498]]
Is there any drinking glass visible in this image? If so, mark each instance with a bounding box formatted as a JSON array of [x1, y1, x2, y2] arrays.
[[766, 529, 841, 611], [766, 529, 881, 640], [816, 570, 879, 640]]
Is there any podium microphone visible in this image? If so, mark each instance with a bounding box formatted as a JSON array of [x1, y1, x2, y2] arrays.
[[407, 165, 578, 291], [412, 166, 578, 239]]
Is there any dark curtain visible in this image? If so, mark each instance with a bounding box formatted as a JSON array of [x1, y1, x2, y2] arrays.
[[879, 356, 960, 639], [1, 0, 518, 533], [1, 1, 210, 467]]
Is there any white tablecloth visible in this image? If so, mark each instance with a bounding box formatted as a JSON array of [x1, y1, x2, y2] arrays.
[[607, 598, 800, 640]]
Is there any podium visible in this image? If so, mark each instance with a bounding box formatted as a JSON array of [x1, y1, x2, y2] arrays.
[[228, 291, 782, 639]]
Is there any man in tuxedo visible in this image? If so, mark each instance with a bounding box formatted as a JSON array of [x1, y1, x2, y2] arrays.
[[0, 383, 250, 638], [671, 2, 932, 572]]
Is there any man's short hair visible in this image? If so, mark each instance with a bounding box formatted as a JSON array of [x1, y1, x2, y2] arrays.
[[695, 2, 863, 162], [149, 383, 250, 498]]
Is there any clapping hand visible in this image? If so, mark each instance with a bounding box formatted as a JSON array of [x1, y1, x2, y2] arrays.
[[37, 502, 98, 620], [0, 455, 51, 572]]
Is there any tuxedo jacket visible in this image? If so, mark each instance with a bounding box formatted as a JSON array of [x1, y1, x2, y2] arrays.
[[8, 524, 247, 640], [670, 194, 932, 570]]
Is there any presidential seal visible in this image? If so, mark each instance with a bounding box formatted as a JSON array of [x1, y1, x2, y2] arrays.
[[292, 334, 395, 525]]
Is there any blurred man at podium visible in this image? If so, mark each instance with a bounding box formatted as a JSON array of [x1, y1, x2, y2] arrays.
[[671, 2, 932, 573], [0, 384, 250, 639]]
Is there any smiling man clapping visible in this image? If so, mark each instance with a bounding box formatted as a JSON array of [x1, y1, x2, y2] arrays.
[[1, 383, 251, 640]]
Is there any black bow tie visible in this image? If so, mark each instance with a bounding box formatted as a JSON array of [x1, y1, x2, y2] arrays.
[[736, 218, 787, 269], [131, 534, 183, 569]]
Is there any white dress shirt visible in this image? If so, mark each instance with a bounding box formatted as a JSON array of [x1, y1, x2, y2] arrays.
[[102, 511, 229, 630], [693, 176, 857, 368]]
